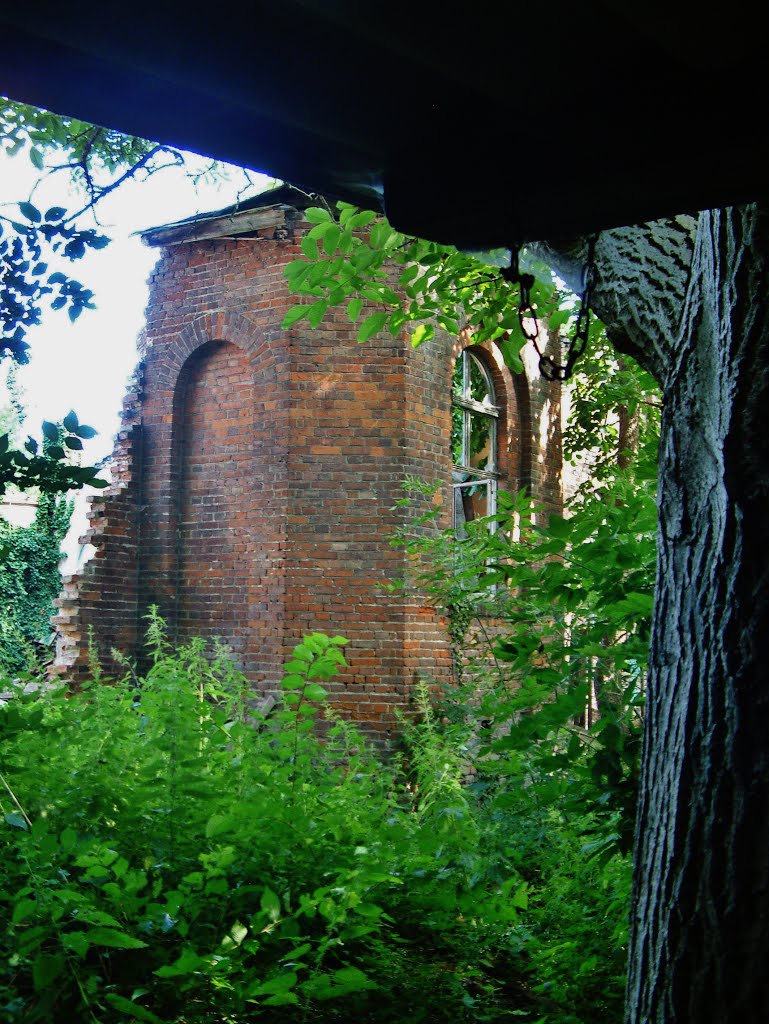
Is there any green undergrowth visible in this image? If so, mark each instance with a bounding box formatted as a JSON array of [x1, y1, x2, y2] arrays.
[[1, 615, 630, 1023]]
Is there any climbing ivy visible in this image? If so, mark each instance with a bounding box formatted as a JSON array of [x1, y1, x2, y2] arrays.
[[0, 490, 72, 674]]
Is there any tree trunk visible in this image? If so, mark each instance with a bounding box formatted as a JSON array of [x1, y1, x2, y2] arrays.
[[542, 205, 769, 1021]]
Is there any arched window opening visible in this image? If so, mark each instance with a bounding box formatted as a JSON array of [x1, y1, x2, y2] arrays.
[[451, 349, 499, 534]]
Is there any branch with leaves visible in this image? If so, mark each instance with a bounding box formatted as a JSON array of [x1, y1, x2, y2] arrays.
[[0, 409, 106, 498], [281, 201, 575, 374], [0, 97, 233, 496]]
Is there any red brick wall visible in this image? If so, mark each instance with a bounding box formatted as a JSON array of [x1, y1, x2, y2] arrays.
[[175, 340, 284, 678], [54, 204, 562, 740]]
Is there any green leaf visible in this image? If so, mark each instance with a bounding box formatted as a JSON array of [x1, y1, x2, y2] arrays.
[[301, 235, 319, 260], [153, 949, 205, 978], [357, 311, 388, 343], [548, 307, 573, 331], [369, 221, 398, 249], [12, 898, 38, 924], [77, 909, 122, 928], [334, 966, 371, 985], [304, 683, 328, 701], [410, 323, 434, 348], [65, 436, 84, 451], [62, 410, 78, 432], [281, 305, 307, 330], [18, 201, 42, 223], [61, 932, 89, 957], [511, 883, 529, 910], [306, 300, 328, 329], [261, 887, 282, 921], [17, 925, 47, 955], [347, 297, 364, 322], [104, 993, 168, 1023], [322, 224, 341, 256], [546, 515, 572, 538], [285, 258, 310, 280], [33, 953, 65, 992], [205, 813, 237, 838], [281, 673, 306, 690], [332, 965, 377, 993], [283, 659, 309, 673], [85, 927, 147, 949], [252, 972, 298, 1000], [497, 335, 524, 373], [41, 421, 59, 443], [5, 811, 29, 830], [29, 148, 44, 170], [304, 206, 332, 224], [347, 209, 377, 230], [262, 992, 300, 1007], [306, 223, 329, 241]]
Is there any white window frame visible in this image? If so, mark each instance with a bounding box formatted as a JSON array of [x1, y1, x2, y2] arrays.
[[451, 349, 500, 535]]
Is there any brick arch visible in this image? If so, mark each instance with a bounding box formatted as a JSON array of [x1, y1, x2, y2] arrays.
[[170, 340, 259, 659], [151, 310, 282, 406], [136, 315, 289, 685]]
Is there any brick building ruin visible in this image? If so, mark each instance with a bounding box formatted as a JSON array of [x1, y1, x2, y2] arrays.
[[53, 186, 563, 741]]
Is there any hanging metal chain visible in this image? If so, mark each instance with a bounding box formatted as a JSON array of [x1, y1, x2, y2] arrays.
[[502, 236, 599, 382]]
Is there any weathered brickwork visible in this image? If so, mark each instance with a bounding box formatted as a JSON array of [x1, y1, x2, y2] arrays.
[[54, 193, 562, 740]]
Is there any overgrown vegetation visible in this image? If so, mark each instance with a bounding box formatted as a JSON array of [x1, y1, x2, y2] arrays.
[[0, 485, 72, 674], [1, 192, 657, 1021], [1, 614, 632, 1023], [0, 390, 75, 672]]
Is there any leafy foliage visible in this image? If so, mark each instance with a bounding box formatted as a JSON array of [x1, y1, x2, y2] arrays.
[[0, 617, 630, 1023], [281, 202, 573, 374], [0, 484, 72, 675], [393, 470, 654, 860], [562, 327, 661, 485], [0, 408, 105, 498], [0, 100, 178, 365], [0, 98, 227, 497]]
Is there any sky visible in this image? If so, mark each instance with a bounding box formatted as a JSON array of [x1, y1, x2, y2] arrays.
[[1, 146, 274, 462]]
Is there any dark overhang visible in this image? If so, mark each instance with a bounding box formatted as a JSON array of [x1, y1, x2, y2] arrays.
[[1, 4, 764, 248]]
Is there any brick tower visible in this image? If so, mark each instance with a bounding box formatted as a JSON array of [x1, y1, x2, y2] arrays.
[[54, 186, 562, 741]]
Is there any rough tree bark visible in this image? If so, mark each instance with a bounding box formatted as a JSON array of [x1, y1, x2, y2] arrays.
[[540, 205, 769, 1022]]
